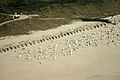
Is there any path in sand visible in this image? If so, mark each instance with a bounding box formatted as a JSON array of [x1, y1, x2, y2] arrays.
[[0, 15, 29, 26]]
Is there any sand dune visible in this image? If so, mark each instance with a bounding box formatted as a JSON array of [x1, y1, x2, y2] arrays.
[[0, 15, 120, 80]]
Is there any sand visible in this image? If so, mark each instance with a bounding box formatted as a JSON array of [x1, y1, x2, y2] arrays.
[[0, 15, 120, 80]]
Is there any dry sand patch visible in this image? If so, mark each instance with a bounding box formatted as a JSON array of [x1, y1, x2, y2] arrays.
[[0, 15, 120, 80]]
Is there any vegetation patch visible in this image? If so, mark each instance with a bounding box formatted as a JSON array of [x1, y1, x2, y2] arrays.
[[0, 0, 120, 37], [0, 18, 72, 37]]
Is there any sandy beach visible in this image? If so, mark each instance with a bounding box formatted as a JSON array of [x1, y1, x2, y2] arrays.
[[0, 15, 120, 80]]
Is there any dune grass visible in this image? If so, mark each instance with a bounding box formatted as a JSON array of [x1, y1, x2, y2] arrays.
[[0, 0, 120, 37], [0, 18, 72, 37], [0, 13, 13, 23]]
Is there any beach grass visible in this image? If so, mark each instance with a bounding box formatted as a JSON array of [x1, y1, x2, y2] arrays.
[[0, 0, 120, 37]]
